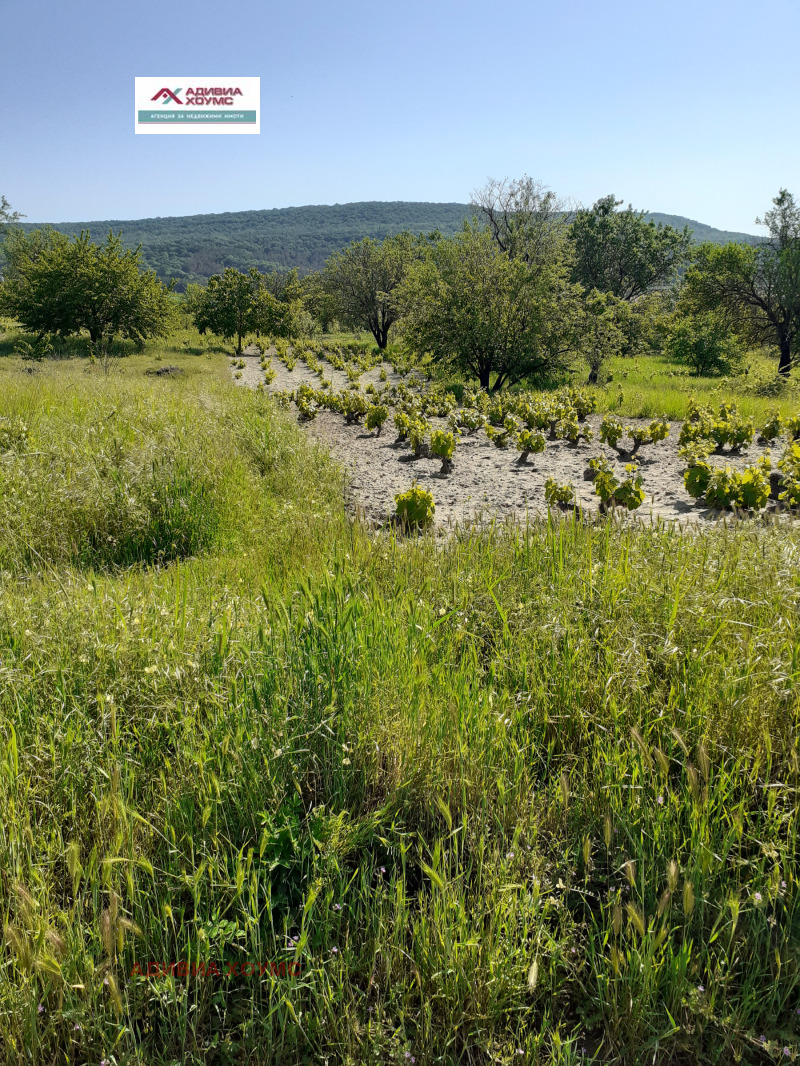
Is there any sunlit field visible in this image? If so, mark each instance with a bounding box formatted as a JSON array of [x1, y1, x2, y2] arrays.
[[0, 327, 798, 1065]]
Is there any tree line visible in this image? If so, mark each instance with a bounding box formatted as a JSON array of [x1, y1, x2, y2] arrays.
[[1, 180, 798, 383]]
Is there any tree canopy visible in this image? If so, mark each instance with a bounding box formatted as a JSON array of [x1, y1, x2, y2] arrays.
[[0, 228, 174, 350], [685, 189, 800, 375], [192, 267, 297, 353], [570, 195, 692, 300], [398, 223, 581, 390], [322, 232, 420, 348]]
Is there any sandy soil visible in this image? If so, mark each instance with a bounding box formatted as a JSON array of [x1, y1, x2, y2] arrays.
[[230, 346, 781, 530]]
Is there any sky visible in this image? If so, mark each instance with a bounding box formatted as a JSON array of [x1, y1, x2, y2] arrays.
[[1, 0, 798, 234]]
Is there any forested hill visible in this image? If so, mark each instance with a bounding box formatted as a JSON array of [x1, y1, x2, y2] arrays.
[[15, 201, 763, 290]]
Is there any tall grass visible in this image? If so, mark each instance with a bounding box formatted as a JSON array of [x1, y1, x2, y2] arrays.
[[0, 343, 798, 1064]]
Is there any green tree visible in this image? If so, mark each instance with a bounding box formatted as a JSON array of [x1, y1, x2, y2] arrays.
[[0, 228, 174, 351], [0, 194, 23, 231], [193, 267, 296, 351], [322, 233, 418, 349], [665, 310, 743, 376], [398, 223, 581, 391], [684, 189, 800, 375], [570, 195, 692, 300], [471, 175, 570, 270], [580, 290, 626, 384]]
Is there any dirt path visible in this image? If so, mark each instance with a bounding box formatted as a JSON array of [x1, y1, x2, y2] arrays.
[[231, 347, 779, 529]]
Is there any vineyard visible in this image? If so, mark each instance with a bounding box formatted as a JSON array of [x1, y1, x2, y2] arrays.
[[231, 339, 800, 529]]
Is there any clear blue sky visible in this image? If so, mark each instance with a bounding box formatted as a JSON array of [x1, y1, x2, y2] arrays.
[[2, 0, 797, 234]]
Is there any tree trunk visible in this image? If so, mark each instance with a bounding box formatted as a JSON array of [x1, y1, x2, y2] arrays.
[[236, 332, 243, 355], [479, 366, 492, 389], [778, 337, 792, 376], [372, 326, 388, 350]]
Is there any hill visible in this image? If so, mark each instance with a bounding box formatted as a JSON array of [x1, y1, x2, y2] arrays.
[[13, 201, 763, 290]]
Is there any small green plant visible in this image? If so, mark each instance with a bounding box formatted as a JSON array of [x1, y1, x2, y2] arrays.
[[457, 409, 485, 434], [394, 411, 411, 441], [785, 415, 800, 442], [738, 466, 770, 510], [408, 417, 430, 458], [704, 466, 743, 509], [584, 454, 613, 481], [485, 425, 511, 449], [430, 430, 456, 474], [365, 404, 389, 435], [594, 462, 646, 512], [544, 478, 575, 507], [516, 429, 546, 464], [379, 367, 388, 381], [394, 483, 435, 529], [599, 414, 624, 450], [778, 442, 800, 506], [342, 390, 370, 425], [557, 412, 593, 447], [684, 461, 713, 499], [758, 410, 783, 443]]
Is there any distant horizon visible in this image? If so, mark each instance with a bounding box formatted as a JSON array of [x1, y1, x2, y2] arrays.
[[3, 0, 796, 237], [16, 197, 765, 237]]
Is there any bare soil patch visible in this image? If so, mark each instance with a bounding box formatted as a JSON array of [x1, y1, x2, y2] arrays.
[[232, 347, 780, 529]]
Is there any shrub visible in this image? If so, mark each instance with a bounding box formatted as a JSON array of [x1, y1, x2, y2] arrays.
[[584, 454, 613, 481], [365, 404, 389, 435], [599, 414, 624, 450], [684, 461, 713, 500], [394, 411, 411, 441], [594, 462, 646, 512], [758, 410, 783, 443], [557, 412, 593, 447], [456, 409, 485, 434], [678, 400, 753, 452], [408, 417, 430, 458], [785, 415, 800, 442], [430, 430, 456, 474], [704, 466, 742, 509], [485, 425, 511, 449], [685, 461, 770, 510], [778, 442, 800, 506], [516, 429, 546, 464], [394, 484, 435, 528], [342, 390, 370, 425], [739, 466, 770, 510], [666, 311, 744, 376], [544, 478, 575, 506]]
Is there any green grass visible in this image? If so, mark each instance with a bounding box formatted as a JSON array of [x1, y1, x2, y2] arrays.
[[0, 330, 799, 1065]]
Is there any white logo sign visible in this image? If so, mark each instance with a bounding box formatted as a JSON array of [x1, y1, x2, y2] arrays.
[[134, 77, 260, 135]]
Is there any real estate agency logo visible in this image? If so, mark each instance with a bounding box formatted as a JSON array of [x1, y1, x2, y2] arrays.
[[135, 76, 260, 134], [150, 85, 246, 106]]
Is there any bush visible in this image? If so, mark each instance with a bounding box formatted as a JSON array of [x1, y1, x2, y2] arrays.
[[431, 429, 456, 474], [758, 410, 783, 443], [678, 400, 754, 452], [408, 417, 430, 458], [594, 462, 646, 512], [516, 429, 546, 464], [684, 461, 770, 510], [666, 311, 743, 376], [394, 484, 435, 528], [342, 390, 370, 425], [365, 404, 389, 435], [544, 478, 575, 506]]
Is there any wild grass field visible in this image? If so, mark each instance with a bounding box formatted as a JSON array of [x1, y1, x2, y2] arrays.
[[0, 330, 799, 1065]]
